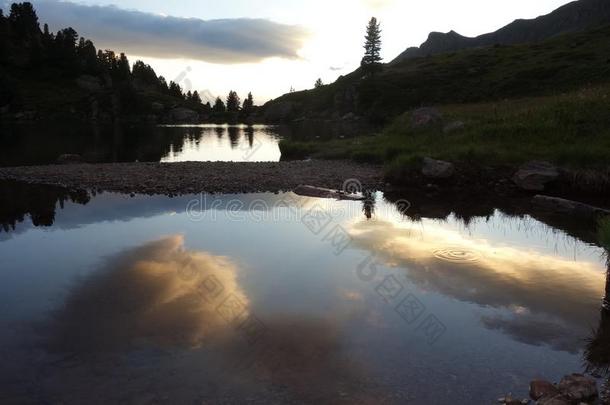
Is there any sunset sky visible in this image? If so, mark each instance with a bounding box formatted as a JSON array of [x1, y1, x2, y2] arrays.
[[13, 0, 574, 103]]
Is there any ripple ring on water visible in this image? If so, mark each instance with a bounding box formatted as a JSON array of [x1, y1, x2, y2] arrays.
[[433, 248, 481, 264]]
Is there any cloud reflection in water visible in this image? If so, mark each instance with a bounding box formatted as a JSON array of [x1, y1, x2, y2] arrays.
[[349, 218, 605, 353], [47, 235, 248, 354]]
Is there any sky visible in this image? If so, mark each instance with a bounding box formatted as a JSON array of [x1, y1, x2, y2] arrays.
[[9, 0, 575, 103]]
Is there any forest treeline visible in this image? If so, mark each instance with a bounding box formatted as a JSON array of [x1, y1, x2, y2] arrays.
[[0, 2, 257, 122]]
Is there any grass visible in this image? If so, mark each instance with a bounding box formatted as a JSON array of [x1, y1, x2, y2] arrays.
[[279, 84, 610, 176], [600, 217, 610, 251]]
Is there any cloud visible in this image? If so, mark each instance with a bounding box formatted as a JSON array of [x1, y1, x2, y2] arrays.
[[361, 0, 395, 11], [31, 0, 309, 64]]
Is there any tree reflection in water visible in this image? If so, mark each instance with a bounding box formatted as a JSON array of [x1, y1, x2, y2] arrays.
[[0, 180, 90, 232]]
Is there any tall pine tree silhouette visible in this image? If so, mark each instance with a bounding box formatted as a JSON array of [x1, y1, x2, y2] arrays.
[[361, 17, 382, 76]]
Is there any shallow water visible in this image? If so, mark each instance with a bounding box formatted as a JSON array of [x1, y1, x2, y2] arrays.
[[0, 123, 282, 166], [0, 181, 608, 404]]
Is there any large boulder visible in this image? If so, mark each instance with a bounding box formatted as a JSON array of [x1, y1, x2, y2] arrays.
[[422, 157, 455, 179], [411, 107, 442, 129], [169, 108, 198, 123], [557, 374, 598, 402], [533, 195, 610, 218], [530, 380, 559, 401], [512, 161, 559, 191]]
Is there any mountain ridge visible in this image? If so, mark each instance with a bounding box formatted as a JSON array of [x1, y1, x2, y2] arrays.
[[392, 0, 610, 62]]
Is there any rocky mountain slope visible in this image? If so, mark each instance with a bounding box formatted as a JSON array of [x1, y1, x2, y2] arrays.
[[393, 0, 610, 62]]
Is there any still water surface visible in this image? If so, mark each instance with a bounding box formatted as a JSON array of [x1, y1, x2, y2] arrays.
[[0, 123, 282, 166], [0, 181, 608, 404]]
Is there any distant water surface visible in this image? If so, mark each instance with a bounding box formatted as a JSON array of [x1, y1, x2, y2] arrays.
[[0, 123, 282, 166]]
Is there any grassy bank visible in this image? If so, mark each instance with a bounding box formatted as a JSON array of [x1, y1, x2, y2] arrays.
[[280, 84, 610, 176]]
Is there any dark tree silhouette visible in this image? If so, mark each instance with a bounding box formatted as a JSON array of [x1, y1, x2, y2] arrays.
[[213, 97, 226, 113], [158, 75, 169, 92], [242, 92, 254, 114], [361, 17, 382, 75], [226, 90, 240, 112], [8, 2, 38, 38], [0, 2, 211, 117], [116, 53, 131, 81], [168, 81, 184, 99], [0, 10, 8, 62], [132, 60, 158, 85], [77, 38, 98, 73], [191, 90, 202, 104], [315, 78, 323, 88]]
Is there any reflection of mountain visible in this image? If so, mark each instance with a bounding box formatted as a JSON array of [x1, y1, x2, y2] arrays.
[[0, 180, 90, 233], [47, 236, 247, 353], [349, 218, 605, 353]]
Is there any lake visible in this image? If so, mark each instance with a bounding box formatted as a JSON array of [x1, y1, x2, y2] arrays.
[[0, 123, 283, 166], [1, 180, 608, 404]]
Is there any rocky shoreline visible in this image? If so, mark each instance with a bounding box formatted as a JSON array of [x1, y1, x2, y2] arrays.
[[498, 374, 602, 405], [0, 160, 384, 195]]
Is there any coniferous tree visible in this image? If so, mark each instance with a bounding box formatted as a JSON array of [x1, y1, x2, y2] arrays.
[[116, 52, 131, 81], [315, 78, 323, 88], [9, 2, 38, 38], [226, 90, 240, 112], [361, 17, 382, 75], [213, 97, 226, 113], [0, 9, 7, 62], [77, 37, 97, 73], [158, 75, 169, 92], [242, 92, 254, 114], [132, 61, 158, 85], [191, 90, 202, 104], [168, 81, 184, 99]]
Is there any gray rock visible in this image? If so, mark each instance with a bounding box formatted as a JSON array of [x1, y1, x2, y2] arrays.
[[530, 380, 559, 401], [422, 157, 455, 179], [533, 195, 610, 219], [75, 75, 103, 93], [557, 374, 597, 401], [512, 161, 559, 191], [443, 120, 465, 134], [411, 107, 443, 129]]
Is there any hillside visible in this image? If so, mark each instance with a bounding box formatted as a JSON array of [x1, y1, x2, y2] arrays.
[[262, 23, 610, 125], [393, 0, 610, 62]]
